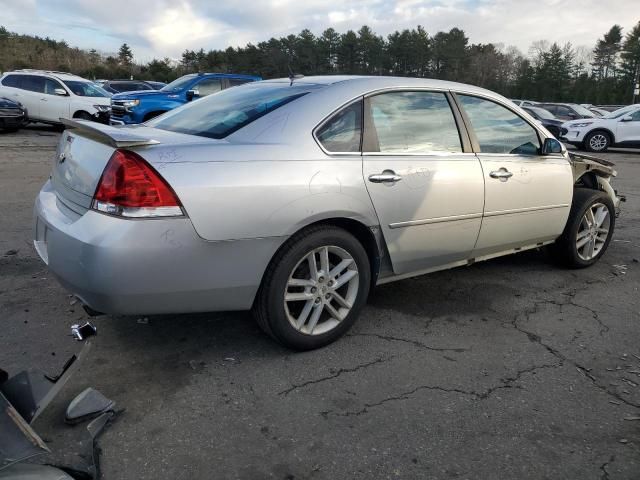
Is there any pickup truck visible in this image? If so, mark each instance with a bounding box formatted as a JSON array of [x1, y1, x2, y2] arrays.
[[109, 73, 261, 125]]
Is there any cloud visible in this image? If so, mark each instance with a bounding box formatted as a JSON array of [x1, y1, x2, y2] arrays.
[[0, 0, 638, 61]]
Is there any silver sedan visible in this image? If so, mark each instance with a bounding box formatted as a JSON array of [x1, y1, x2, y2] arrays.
[[34, 76, 622, 350]]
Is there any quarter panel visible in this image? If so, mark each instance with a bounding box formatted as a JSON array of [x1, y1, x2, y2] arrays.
[[159, 156, 378, 241]]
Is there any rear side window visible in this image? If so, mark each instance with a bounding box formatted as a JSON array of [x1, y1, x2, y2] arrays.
[[1, 75, 21, 88], [149, 82, 320, 139], [458, 95, 540, 155], [316, 100, 362, 153], [365, 91, 462, 153], [22, 75, 45, 93]]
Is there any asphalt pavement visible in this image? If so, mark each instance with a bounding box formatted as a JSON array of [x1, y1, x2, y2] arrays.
[[1, 125, 639, 479]]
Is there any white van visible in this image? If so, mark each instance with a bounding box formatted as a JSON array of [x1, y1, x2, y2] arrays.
[[0, 70, 111, 124]]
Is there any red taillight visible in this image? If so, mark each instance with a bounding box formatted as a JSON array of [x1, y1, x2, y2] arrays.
[[92, 149, 183, 218]]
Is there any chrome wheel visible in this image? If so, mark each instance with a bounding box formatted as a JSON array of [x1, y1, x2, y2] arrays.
[[588, 133, 608, 151], [576, 202, 610, 261], [284, 245, 359, 335]]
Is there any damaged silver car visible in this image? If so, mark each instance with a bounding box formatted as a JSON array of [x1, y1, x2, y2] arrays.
[[33, 76, 623, 350]]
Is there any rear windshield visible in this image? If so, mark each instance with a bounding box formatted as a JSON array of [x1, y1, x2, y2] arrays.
[[149, 82, 320, 139], [160, 75, 196, 92]]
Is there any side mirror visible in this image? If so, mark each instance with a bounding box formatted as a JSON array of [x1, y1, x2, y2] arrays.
[[620, 116, 632, 122], [54, 88, 68, 96], [542, 137, 563, 155], [186, 89, 199, 101]]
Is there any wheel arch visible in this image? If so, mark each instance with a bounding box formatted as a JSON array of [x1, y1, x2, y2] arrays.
[[72, 110, 92, 118], [586, 127, 616, 144], [255, 216, 384, 301], [143, 110, 168, 121]]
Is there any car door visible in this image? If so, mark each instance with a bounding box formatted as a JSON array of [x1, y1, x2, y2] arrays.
[[454, 94, 573, 258], [361, 90, 484, 274], [615, 108, 640, 144], [39, 78, 70, 122]]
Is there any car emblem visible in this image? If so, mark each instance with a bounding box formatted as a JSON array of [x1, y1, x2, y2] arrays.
[[58, 153, 66, 164]]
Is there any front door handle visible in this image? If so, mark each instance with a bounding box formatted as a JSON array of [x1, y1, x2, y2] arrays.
[[489, 168, 513, 181], [368, 170, 402, 184]]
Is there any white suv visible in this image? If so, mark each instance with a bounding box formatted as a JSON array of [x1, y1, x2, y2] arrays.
[[561, 104, 640, 152], [0, 70, 111, 124]]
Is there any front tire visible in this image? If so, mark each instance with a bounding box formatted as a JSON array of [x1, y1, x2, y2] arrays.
[[550, 188, 615, 268], [584, 131, 610, 152], [253, 225, 371, 350]]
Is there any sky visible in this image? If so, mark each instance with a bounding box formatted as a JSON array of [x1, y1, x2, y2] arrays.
[[1, 0, 639, 61]]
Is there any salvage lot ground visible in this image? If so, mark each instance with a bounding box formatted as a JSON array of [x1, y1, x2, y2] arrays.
[[1, 125, 639, 480]]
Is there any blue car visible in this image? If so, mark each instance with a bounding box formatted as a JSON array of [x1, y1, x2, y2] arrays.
[[110, 73, 261, 125]]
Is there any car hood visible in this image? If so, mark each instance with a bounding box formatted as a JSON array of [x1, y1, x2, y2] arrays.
[[112, 90, 176, 101], [0, 96, 22, 108], [562, 118, 604, 128]]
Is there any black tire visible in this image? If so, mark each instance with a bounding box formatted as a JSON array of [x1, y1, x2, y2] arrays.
[[584, 130, 610, 152], [253, 225, 371, 350], [549, 188, 615, 268], [143, 111, 165, 122], [74, 111, 93, 121]]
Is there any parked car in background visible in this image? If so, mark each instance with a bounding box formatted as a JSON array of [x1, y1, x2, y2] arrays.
[[100, 80, 165, 94], [537, 103, 595, 121], [511, 99, 538, 107], [34, 76, 622, 350], [522, 106, 563, 137], [0, 96, 27, 132], [560, 104, 640, 152], [0, 70, 111, 124], [109, 72, 261, 124]]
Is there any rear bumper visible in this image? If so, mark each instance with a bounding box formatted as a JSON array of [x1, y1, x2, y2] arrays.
[[34, 180, 284, 315]]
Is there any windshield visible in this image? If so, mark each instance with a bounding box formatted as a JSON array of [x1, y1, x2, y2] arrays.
[[160, 75, 196, 92], [63, 80, 111, 97], [570, 104, 595, 117], [149, 82, 322, 139], [604, 104, 639, 119], [528, 107, 555, 120]]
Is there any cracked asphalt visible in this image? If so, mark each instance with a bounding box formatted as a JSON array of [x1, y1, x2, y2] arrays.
[[1, 125, 639, 479]]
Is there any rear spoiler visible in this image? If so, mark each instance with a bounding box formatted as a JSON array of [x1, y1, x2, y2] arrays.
[[60, 118, 160, 148]]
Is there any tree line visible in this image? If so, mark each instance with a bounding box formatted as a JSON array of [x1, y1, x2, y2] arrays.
[[1, 21, 639, 104]]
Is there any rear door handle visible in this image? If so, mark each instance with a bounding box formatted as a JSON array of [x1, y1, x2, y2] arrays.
[[489, 168, 513, 181], [368, 170, 402, 184]]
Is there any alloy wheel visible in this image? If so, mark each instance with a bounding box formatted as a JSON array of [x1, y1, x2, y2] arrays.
[[284, 245, 359, 335], [588, 134, 608, 151], [576, 202, 610, 261]]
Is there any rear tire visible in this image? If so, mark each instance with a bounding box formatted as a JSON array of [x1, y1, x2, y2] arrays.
[[549, 188, 615, 268], [253, 225, 371, 350], [584, 131, 610, 152]]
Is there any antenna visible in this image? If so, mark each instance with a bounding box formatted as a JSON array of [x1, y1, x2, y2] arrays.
[[287, 64, 304, 86]]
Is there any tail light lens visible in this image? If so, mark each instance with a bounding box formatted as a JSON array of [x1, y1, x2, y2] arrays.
[[92, 149, 183, 218]]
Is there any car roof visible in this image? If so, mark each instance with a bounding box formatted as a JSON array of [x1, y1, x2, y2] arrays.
[[4, 69, 89, 82], [259, 75, 500, 97]]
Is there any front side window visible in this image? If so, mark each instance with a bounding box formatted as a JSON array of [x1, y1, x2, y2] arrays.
[[458, 95, 540, 155], [195, 78, 222, 96], [43, 78, 64, 95], [365, 91, 462, 153], [628, 109, 640, 121], [229, 78, 252, 87], [315, 100, 362, 153], [149, 82, 322, 139]]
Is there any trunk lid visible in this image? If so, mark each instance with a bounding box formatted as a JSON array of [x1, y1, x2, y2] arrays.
[[50, 120, 190, 215]]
